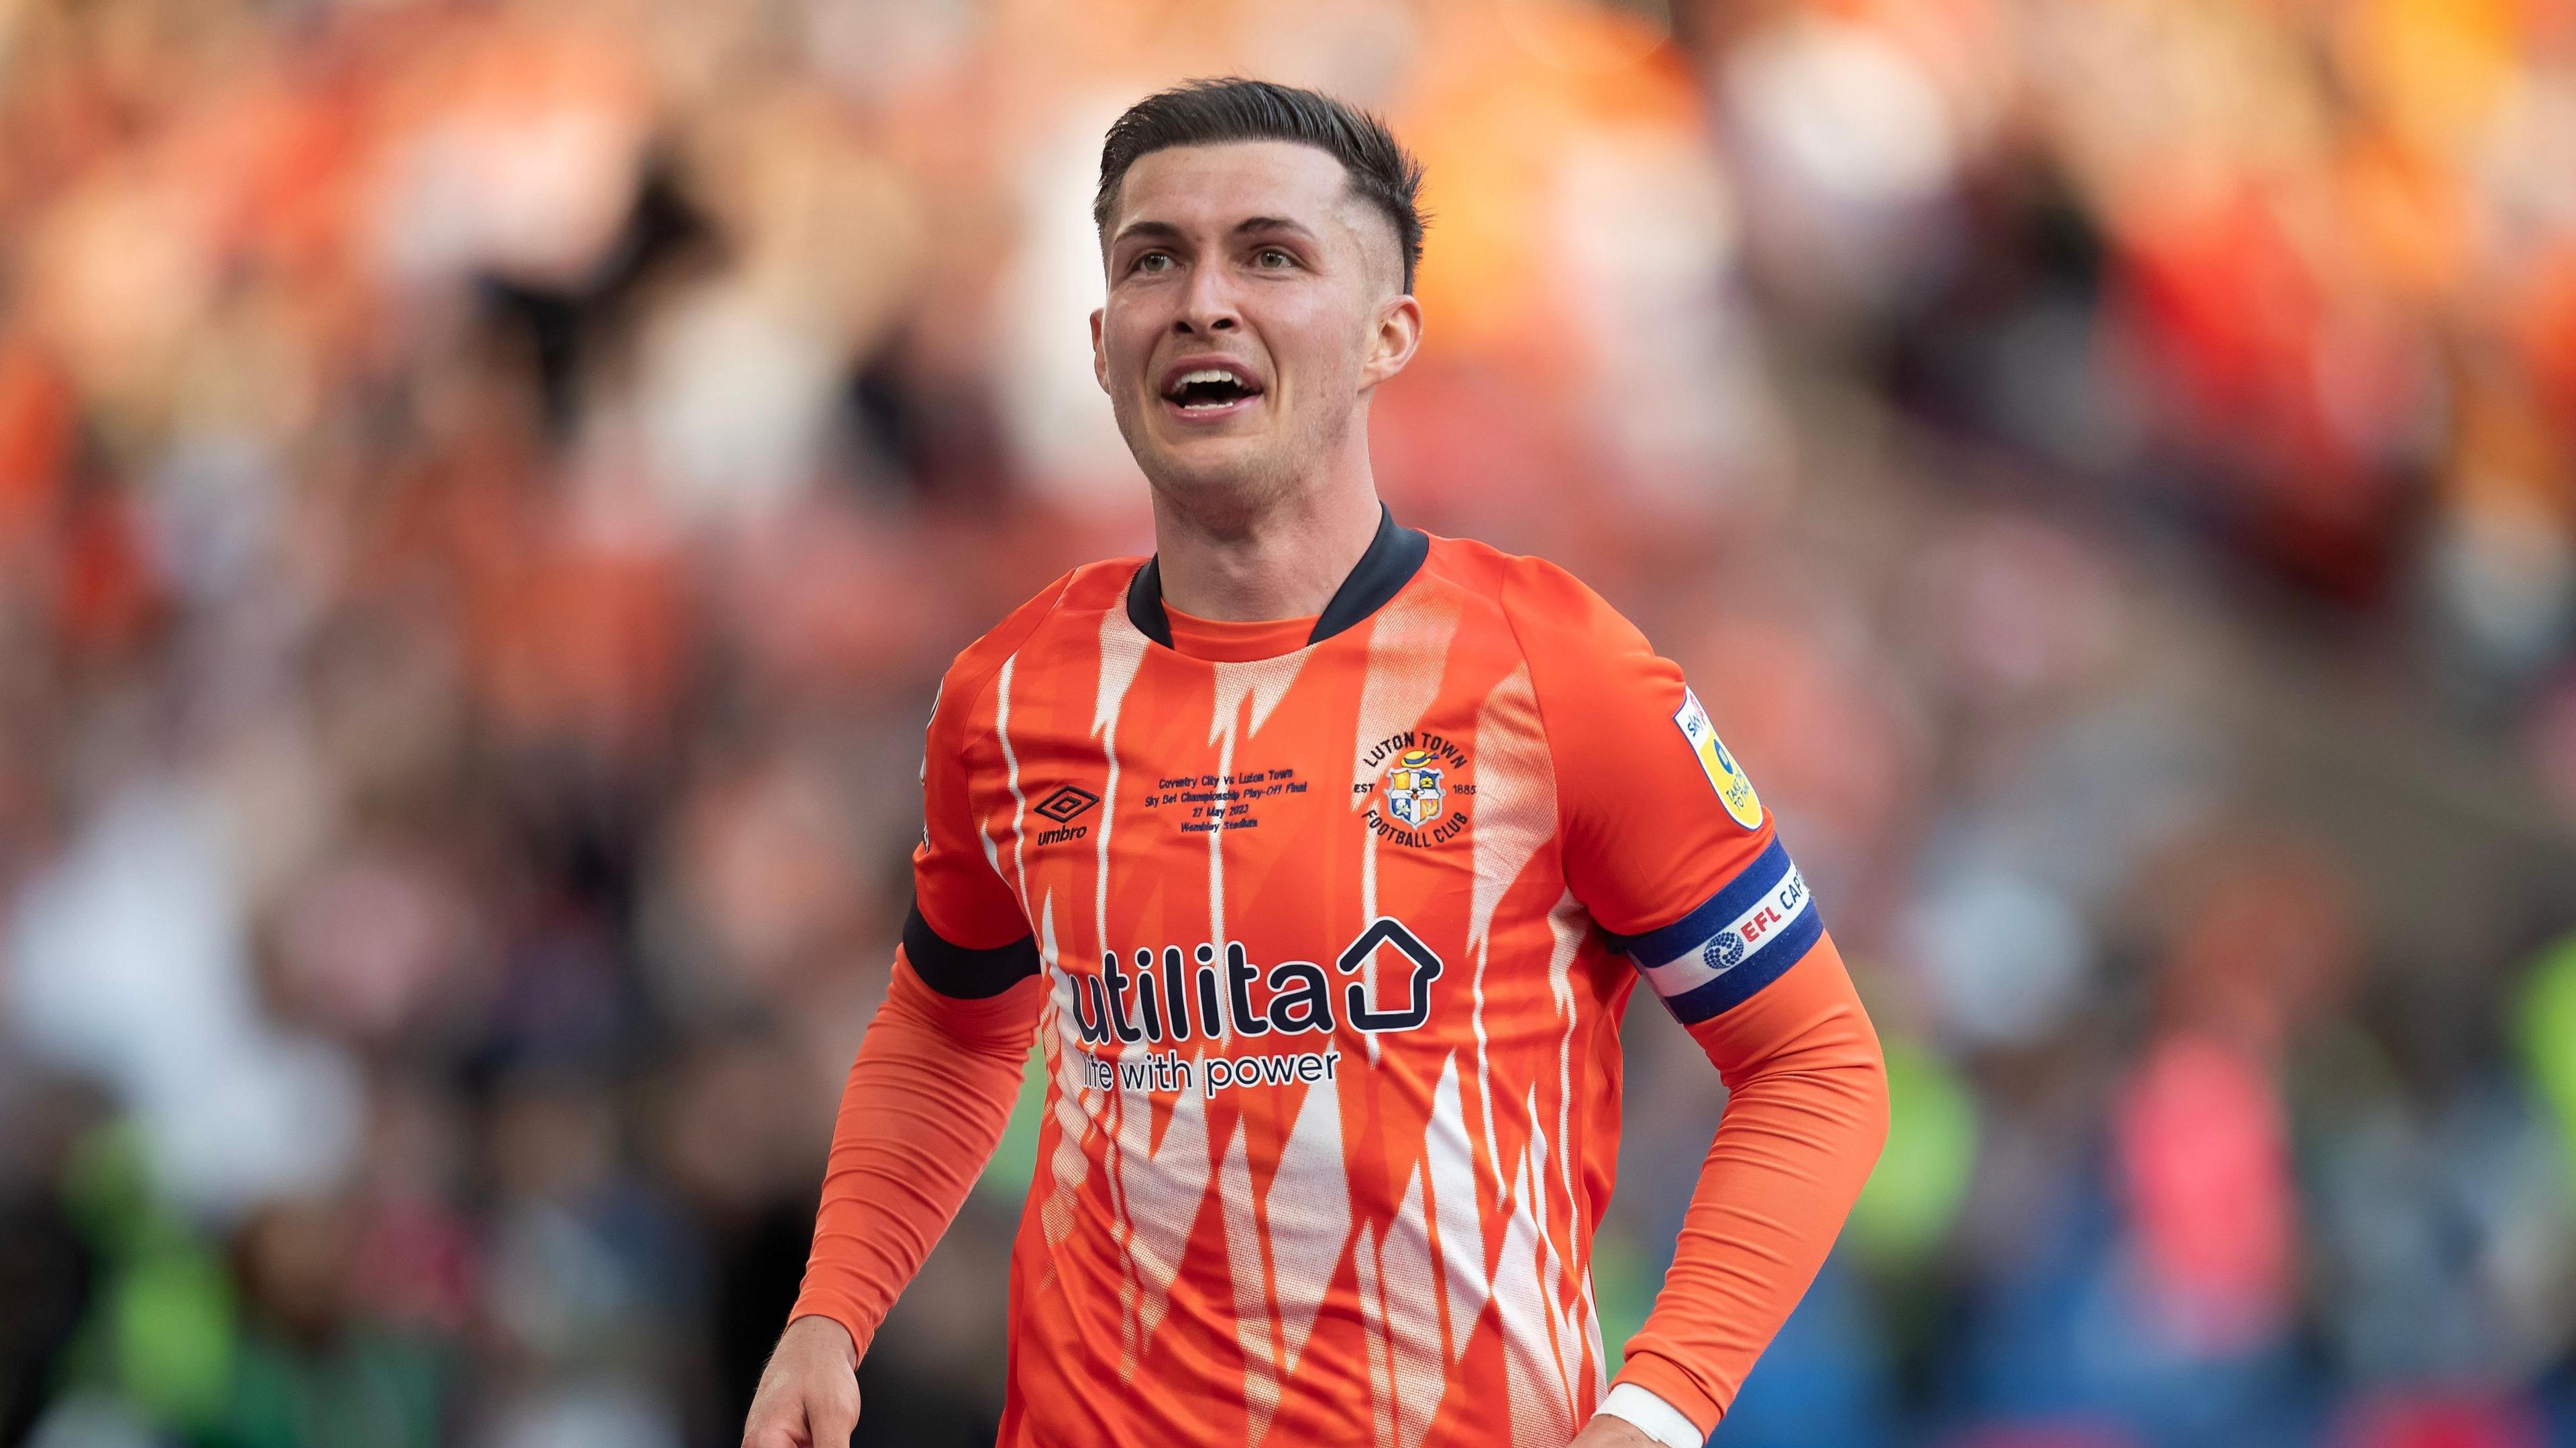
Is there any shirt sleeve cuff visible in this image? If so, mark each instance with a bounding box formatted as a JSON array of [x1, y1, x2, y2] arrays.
[[785, 1287, 873, 1365], [1595, 1382, 1705, 1448], [1607, 1351, 1723, 1440]]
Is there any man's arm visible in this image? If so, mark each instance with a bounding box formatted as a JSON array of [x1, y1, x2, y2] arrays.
[[747, 624, 1050, 1447], [1591, 937, 1886, 1443], [1501, 559, 1889, 1445], [792, 942, 1042, 1353], [742, 943, 1039, 1448]]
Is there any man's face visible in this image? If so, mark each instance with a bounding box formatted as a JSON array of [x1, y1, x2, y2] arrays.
[[1092, 140, 1419, 513]]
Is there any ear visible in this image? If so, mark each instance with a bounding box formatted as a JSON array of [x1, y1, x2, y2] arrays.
[[1089, 308, 1108, 394], [1358, 293, 1423, 392]]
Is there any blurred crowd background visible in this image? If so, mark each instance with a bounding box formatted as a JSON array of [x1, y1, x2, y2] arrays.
[[5, 0, 2576, 1445]]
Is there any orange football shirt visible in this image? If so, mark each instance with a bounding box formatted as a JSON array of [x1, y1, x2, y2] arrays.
[[801, 508, 1850, 1445]]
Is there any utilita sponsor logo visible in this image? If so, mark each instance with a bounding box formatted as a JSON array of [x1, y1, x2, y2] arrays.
[[1033, 784, 1099, 845], [1070, 917, 1442, 1048]]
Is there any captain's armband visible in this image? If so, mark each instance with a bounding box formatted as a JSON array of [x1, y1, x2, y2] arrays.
[[1602, 840, 1821, 1025]]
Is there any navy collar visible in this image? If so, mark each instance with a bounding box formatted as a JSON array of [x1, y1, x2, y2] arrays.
[[1124, 502, 1430, 650]]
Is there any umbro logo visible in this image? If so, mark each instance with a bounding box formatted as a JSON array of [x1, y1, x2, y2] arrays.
[[1034, 785, 1099, 844], [1034, 786, 1099, 824]]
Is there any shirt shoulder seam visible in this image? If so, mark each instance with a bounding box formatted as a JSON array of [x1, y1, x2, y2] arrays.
[[932, 567, 1086, 917], [1489, 555, 1580, 869], [940, 565, 1093, 753]]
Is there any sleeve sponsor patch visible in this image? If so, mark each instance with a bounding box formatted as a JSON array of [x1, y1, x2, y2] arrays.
[[1605, 839, 1821, 1024], [1673, 686, 1762, 831]]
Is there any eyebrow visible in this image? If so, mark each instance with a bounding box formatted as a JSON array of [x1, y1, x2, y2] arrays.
[[1233, 216, 1318, 241], [1110, 215, 1320, 249]]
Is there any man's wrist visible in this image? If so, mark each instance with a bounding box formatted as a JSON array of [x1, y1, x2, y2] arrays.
[[1595, 1382, 1705, 1448], [784, 1311, 861, 1369]]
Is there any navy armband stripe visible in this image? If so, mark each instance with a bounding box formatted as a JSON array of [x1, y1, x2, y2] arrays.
[[1658, 905, 1821, 1024], [1604, 839, 1823, 1025], [902, 901, 1040, 999], [1603, 839, 1793, 962]]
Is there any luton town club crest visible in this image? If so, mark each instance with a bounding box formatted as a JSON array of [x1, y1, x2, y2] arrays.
[[1383, 748, 1445, 827], [1357, 730, 1472, 846]]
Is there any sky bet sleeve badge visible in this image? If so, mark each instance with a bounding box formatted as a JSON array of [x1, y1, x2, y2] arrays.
[[1674, 686, 1763, 830]]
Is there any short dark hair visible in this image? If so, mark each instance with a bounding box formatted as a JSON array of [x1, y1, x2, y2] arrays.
[[1094, 77, 1428, 296]]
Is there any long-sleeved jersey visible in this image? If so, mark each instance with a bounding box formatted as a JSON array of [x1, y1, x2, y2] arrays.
[[794, 507, 1886, 1447]]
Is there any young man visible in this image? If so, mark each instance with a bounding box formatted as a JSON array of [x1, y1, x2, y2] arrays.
[[742, 79, 1888, 1448]]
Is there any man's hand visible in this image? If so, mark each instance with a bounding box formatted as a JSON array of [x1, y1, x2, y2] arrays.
[[1569, 1414, 1665, 1447], [741, 1315, 861, 1447]]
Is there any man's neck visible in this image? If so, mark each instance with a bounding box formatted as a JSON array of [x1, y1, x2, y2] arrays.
[[1148, 475, 1384, 623]]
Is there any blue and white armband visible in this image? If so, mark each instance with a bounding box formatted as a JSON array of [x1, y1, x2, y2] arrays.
[[1606, 839, 1823, 1025]]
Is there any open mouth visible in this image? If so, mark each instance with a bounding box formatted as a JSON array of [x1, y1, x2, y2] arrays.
[[1160, 366, 1265, 420]]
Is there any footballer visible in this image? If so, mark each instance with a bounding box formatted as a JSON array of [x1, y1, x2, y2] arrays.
[[741, 78, 1889, 1448]]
